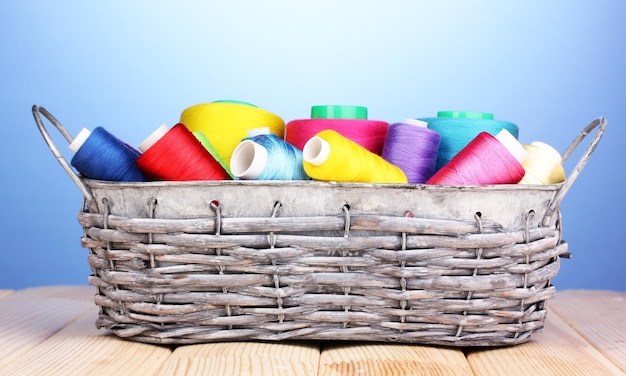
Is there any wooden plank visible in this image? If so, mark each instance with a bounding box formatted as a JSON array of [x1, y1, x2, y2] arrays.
[[7, 285, 95, 301], [0, 290, 14, 299], [549, 289, 626, 373], [466, 309, 625, 375], [0, 286, 96, 369], [156, 342, 320, 376], [0, 309, 172, 376], [318, 343, 473, 376]]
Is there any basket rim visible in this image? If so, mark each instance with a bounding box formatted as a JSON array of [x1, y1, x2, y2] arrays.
[[83, 178, 564, 192]]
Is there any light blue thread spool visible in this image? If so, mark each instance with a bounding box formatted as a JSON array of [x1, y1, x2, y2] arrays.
[[230, 129, 309, 180]]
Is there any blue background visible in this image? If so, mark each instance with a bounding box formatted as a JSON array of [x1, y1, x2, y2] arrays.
[[1, 1, 624, 291]]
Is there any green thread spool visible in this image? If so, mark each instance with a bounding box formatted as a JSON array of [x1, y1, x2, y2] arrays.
[[193, 131, 233, 178]]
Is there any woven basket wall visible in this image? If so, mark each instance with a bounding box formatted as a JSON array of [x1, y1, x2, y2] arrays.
[[81, 180, 566, 346]]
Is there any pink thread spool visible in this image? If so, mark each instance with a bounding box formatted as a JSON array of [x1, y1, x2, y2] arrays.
[[285, 105, 388, 155], [426, 129, 527, 186]]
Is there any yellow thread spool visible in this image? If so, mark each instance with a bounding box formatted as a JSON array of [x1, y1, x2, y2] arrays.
[[303, 130, 408, 184], [180, 102, 284, 167], [520, 141, 566, 184]]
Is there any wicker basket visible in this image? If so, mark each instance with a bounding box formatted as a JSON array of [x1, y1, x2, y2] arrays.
[[33, 105, 606, 347]]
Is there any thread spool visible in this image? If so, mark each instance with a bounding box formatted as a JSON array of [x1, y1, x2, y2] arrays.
[[285, 105, 388, 155], [180, 101, 285, 167], [231, 128, 309, 180], [136, 123, 230, 181], [381, 119, 441, 184], [303, 129, 407, 184], [426, 129, 527, 186], [69, 127, 145, 182], [193, 131, 233, 178], [519, 141, 566, 184], [419, 111, 519, 171]]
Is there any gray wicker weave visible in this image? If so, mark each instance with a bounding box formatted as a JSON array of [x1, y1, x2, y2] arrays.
[[33, 105, 606, 347]]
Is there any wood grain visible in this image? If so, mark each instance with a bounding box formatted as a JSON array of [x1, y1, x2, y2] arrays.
[[0, 287, 623, 375], [0, 286, 95, 369], [549, 290, 626, 373], [156, 342, 320, 376], [465, 310, 625, 375], [0, 309, 172, 376], [0, 290, 13, 299], [318, 343, 474, 376]]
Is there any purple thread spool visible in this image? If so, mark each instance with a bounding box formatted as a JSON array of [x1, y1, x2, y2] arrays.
[[382, 119, 441, 184]]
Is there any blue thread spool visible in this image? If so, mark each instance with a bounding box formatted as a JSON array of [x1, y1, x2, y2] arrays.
[[69, 127, 145, 182], [230, 128, 309, 180], [418, 111, 519, 171]]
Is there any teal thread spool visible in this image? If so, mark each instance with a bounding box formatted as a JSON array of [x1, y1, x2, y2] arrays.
[[418, 111, 519, 171]]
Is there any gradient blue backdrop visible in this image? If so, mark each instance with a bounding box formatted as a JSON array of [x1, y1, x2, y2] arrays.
[[1, 1, 624, 291]]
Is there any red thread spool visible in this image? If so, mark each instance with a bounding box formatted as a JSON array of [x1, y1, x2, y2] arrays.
[[426, 130, 526, 186], [136, 123, 230, 181], [285, 119, 389, 155]]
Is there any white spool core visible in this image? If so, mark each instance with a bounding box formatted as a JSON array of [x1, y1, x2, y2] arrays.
[[495, 128, 528, 164], [530, 141, 562, 162], [303, 136, 331, 166], [247, 127, 271, 137], [139, 124, 169, 153], [69, 128, 91, 153], [403, 118, 428, 127], [230, 139, 268, 179]]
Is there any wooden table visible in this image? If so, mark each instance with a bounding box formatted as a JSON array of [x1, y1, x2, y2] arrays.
[[0, 286, 623, 375]]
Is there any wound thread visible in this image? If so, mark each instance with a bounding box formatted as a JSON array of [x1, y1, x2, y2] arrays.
[[303, 129, 407, 184], [520, 141, 566, 184], [419, 112, 520, 171], [426, 131, 526, 186], [136, 123, 230, 181], [382, 120, 441, 184], [231, 133, 309, 180], [69, 127, 145, 182], [180, 101, 285, 167]]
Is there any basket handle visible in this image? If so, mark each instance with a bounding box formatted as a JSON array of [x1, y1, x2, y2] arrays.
[[32, 105, 96, 205], [547, 116, 607, 217]]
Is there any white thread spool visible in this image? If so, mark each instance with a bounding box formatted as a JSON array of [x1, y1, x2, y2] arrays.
[[495, 128, 528, 164], [303, 136, 331, 166], [230, 139, 269, 179], [520, 141, 565, 184], [138, 124, 169, 153], [68, 128, 92, 153], [403, 118, 428, 128]]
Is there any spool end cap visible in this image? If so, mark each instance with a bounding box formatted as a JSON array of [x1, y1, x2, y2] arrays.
[[230, 140, 268, 179]]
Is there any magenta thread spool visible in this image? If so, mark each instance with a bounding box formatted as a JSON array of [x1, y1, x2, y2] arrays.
[[419, 111, 520, 172], [285, 105, 389, 155], [426, 129, 527, 186]]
